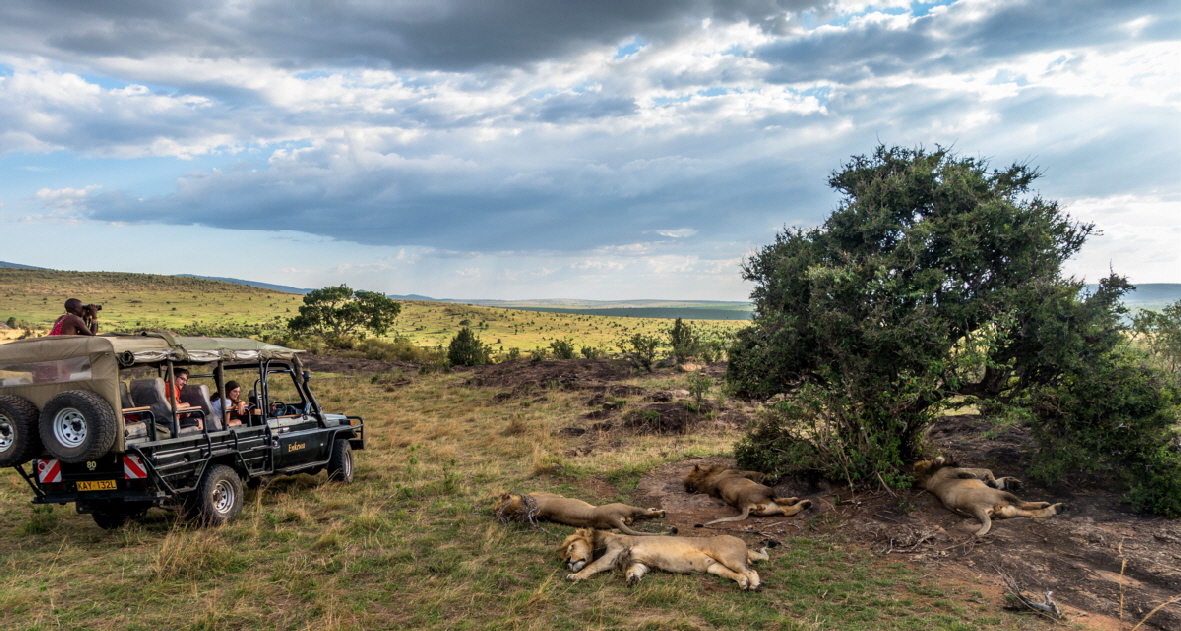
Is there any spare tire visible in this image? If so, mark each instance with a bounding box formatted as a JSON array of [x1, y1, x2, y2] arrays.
[[0, 394, 42, 467], [39, 390, 118, 463]]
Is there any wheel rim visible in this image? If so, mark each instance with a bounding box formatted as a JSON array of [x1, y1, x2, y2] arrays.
[[212, 478, 236, 515], [343, 448, 353, 479], [0, 415, 13, 452], [53, 407, 87, 448]]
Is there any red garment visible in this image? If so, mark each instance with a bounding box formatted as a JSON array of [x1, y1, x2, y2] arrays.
[[48, 315, 68, 336]]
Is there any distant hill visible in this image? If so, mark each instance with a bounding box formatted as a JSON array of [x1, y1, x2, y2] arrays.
[[175, 274, 312, 295], [0, 261, 49, 270]]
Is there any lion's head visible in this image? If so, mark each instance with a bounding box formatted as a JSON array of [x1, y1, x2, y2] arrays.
[[912, 457, 957, 485], [684, 464, 728, 493], [558, 528, 597, 572]]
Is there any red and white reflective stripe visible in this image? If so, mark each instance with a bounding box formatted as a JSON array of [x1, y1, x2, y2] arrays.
[[123, 455, 147, 479], [36, 459, 62, 483]]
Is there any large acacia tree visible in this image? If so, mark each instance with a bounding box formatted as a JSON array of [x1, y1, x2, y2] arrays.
[[730, 145, 1129, 486], [288, 285, 402, 338]]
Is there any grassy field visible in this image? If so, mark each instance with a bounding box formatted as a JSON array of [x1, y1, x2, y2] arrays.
[[0, 367, 1051, 631], [0, 268, 744, 353], [0, 267, 1065, 630]]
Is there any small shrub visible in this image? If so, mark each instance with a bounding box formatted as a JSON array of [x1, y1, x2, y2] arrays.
[[448, 327, 492, 366], [529, 347, 550, 363], [1030, 347, 1181, 517], [618, 333, 661, 372], [505, 347, 521, 361], [580, 345, 603, 359], [550, 338, 576, 360], [687, 372, 712, 403]]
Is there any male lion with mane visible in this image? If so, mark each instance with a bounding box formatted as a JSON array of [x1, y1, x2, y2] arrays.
[[683, 464, 812, 526], [495, 492, 672, 535], [913, 457, 1066, 536], [559, 528, 771, 590]]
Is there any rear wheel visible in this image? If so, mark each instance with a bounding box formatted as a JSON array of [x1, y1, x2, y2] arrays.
[[39, 391, 117, 463], [92, 512, 127, 530], [326, 440, 354, 483], [188, 465, 244, 526], [0, 395, 41, 467]]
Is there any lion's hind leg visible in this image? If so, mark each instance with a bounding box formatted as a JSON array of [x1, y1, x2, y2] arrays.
[[704, 560, 755, 590], [771, 497, 812, 516], [747, 547, 770, 564], [995, 501, 1064, 519]]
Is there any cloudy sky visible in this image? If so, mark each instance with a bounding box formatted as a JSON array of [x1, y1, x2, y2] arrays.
[[1, 0, 1177, 300]]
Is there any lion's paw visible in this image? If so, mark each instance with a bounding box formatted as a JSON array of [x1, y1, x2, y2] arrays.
[[626, 573, 642, 586], [1051, 502, 1069, 514], [566, 574, 581, 582]]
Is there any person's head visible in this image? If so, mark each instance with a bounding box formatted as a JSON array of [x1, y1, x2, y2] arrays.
[[225, 380, 242, 401], [173, 368, 190, 388], [64, 298, 84, 315]]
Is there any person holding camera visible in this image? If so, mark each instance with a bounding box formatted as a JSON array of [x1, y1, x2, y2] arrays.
[[48, 298, 100, 336]]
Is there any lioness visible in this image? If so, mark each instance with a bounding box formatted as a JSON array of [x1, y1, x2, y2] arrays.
[[559, 528, 770, 590], [495, 492, 672, 536], [683, 464, 812, 526], [913, 457, 1065, 536]]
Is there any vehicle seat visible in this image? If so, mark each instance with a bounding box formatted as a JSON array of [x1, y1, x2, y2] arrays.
[[120, 381, 134, 408], [129, 378, 178, 437], [181, 384, 220, 432]]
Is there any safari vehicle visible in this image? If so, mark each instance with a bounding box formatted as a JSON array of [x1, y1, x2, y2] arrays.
[[0, 332, 364, 528]]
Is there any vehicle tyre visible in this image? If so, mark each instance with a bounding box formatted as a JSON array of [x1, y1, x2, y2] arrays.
[[0, 394, 41, 467], [92, 511, 127, 530], [326, 440, 354, 483], [189, 464, 244, 526], [39, 390, 118, 463]]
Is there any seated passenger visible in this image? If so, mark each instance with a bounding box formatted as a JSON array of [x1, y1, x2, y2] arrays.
[[164, 368, 203, 431], [211, 380, 248, 427]]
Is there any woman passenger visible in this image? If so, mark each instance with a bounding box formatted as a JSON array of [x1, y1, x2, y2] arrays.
[[211, 380, 248, 427]]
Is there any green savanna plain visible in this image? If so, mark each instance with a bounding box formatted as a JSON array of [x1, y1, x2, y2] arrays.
[[0, 268, 1050, 630]]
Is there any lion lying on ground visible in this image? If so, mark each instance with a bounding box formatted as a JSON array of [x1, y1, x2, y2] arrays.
[[683, 464, 812, 526], [559, 528, 771, 590], [495, 492, 672, 535], [913, 457, 1066, 536]]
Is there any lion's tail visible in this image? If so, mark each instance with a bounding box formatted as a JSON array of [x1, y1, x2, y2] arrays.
[[697, 505, 753, 527], [614, 520, 676, 536]]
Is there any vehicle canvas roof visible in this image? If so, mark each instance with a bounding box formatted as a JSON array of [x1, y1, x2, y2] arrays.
[[0, 332, 303, 366]]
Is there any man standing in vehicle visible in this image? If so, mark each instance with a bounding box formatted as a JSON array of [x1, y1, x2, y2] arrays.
[[48, 299, 99, 336]]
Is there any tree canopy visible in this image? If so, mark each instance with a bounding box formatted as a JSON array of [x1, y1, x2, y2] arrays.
[[287, 285, 402, 338], [730, 144, 1132, 486]]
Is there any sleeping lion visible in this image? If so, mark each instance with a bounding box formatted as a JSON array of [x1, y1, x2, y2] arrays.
[[683, 464, 812, 526], [559, 527, 771, 590], [913, 457, 1066, 536], [495, 492, 672, 536]]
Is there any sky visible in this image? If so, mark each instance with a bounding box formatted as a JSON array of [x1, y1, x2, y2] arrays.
[[0, 0, 1177, 300]]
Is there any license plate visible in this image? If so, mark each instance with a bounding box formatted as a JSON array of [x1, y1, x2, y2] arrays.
[[76, 479, 117, 491]]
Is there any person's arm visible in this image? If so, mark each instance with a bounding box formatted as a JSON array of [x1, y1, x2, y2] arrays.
[[63, 314, 96, 336]]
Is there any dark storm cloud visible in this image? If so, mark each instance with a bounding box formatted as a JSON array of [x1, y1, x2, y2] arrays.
[[759, 0, 1177, 84], [1, 0, 825, 71]]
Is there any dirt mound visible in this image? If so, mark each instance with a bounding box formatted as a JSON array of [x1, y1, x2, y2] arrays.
[[622, 402, 714, 434], [635, 416, 1181, 630], [300, 354, 420, 376], [465, 358, 639, 391]]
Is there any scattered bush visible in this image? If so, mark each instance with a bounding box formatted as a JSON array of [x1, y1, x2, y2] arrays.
[[550, 338, 576, 359], [580, 345, 604, 359], [505, 347, 521, 361], [529, 347, 550, 363], [686, 372, 712, 403], [618, 333, 661, 372], [1132, 300, 1181, 377], [1029, 347, 1181, 517], [447, 327, 492, 366], [666, 318, 699, 362]]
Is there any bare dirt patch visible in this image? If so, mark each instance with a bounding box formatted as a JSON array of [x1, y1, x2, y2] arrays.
[[634, 416, 1181, 630], [300, 354, 420, 376]]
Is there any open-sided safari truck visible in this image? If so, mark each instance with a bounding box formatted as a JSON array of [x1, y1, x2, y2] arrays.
[[0, 333, 364, 528]]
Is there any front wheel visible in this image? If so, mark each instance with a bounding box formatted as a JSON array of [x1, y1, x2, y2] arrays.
[[326, 440, 354, 483], [188, 465, 244, 526]]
